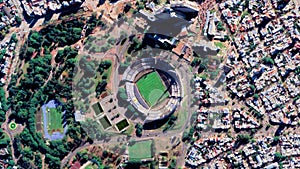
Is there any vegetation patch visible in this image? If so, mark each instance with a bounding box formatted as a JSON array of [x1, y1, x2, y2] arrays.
[[7, 17, 101, 168], [85, 164, 98, 169], [214, 42, 225, 48], [128, 140, 153, 161], [171, 99, 188, 131], [136, 71, 169, 107]]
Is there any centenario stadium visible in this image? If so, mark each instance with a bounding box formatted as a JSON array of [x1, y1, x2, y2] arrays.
[[122, 58, 182, 123]]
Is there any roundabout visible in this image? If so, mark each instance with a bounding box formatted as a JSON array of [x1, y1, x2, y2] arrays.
[[9, 122, 17, 131], [122, 58, 182, 123]]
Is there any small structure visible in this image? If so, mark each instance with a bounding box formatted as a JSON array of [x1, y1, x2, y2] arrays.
[[3, 7, 13, 19], [74, 110, 85, 122]]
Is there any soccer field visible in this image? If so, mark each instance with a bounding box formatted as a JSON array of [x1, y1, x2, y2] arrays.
[[136, 71, 169, 107], [46, 107, 64, 133], [128, 140, 153, 161]]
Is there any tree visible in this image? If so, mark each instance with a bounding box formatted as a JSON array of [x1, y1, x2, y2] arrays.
[[262, 57, 274, 65], [100, 60, 112, 70], [102, 73, 108, 80], [217, 21, 225, 31], [34, 154, 43, 169], [72, 28, 82, 40], [0, 87, 7, 111], [253, 94, 259, 100], [236, 134, 252, 144], [29, 32, 43, 48], [25, 47, 35, 60], [55, 49, 64, 63], [274, 152, 286, 161], [295, 66, 300, 74], [198, 63, 206, 73], [191, 58, 201, 67], [163, 115, 177, 132], [80, 119, 103, 141], [95, 80, 107, 97], [45, 154, 60, 169], [169, 158, 176, 169], [16, 109, 29, 120], [135, 123, 143, 137], [15, 16, 22, 25], [249, 85, 255, 92], [124, 4, 131, 13], [273, 136, 280, 143], [22, 147, 34, 160], [10, 33, 18, 43], [182, 127, 194, 142], [224, 35, 230, 41]]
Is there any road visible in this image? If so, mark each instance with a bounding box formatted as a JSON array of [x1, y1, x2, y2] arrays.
[[294, 0, 300, 8]]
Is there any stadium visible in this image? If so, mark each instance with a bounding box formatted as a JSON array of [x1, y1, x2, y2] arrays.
[[122, 58, 182, 123]]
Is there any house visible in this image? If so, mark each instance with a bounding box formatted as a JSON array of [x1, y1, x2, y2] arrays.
[[70, 161, 81, 169]]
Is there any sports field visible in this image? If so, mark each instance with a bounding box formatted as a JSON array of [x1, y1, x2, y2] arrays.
[[128, 140, 153, 161], [99, 116, 112, 130], [46, 107, 64, 133], [92, 102, 104, 116], [136, 71, 169, 107], [116, 119, 129, 131]]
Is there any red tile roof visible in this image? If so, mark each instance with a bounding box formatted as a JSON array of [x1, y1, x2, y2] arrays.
[[70, 161, 81, 169]]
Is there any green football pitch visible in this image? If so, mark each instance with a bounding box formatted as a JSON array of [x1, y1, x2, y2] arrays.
[[46, 107, 64, 133], [128, 140, 153, 161], [136, 71, 169, 107]]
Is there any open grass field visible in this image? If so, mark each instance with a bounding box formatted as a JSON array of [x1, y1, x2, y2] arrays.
[[171, 98, 188, 131], [46, 107, 64, 133], [128, 140, 153, 161], [214, 42, 225, 48], [136, 71, 169, 107]]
